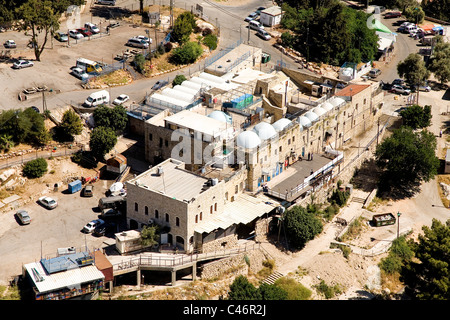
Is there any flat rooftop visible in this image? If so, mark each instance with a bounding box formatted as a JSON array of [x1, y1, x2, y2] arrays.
[[130, 159, 212, 202], [205, 43, 261, 75]]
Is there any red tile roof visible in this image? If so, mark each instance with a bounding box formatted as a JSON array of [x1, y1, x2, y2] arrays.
[[335, 84, 370, 97]]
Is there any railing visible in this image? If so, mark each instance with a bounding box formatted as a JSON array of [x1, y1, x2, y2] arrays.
[[112, 243, 260, 272]]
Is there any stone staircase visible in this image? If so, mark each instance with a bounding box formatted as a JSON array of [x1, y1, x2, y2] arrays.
[[262, 271, 284, 285]]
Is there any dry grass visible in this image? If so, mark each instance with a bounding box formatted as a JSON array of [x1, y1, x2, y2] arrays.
[[88, 69, 133, 87]]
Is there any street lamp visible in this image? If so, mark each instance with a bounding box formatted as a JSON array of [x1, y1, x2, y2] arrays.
[[397, 211, 402, 238]]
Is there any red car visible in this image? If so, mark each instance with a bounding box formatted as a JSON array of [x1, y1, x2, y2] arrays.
[[385, 11, 402, 18], [77, 27, 92, 37]]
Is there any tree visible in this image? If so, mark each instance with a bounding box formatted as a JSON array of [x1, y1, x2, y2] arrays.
[[0, 108, 49, 146], [0, 134, 14, 152], [171, 11, 196, 44], [170, 41, 203, 65], [93, 105, 128, 132], [375, 126, 440, 195], [23, 158, 47, 178], [140, 225, 160, 248], [58, 109, 83, 141], [202, 34, 218, 50], [284, 205, 323, 250], [89, 126, 117, 161], [404, 6, 425, 24], [400, 219, 450, 299], [172, 74, 187, 86], [258, 283, 288, 300], [428, 36, 450, 84], [397, 53, 430, 87], [133, 53, 146, 73], [399, 104, 432, 129], [227, 275, 261, 300]]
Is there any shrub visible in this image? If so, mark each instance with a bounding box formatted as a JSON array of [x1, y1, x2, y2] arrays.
[[274, 277, 312, 300], [23, 158, 47, 178], [170, 41, 203, 65], [133, 53, 146, 73], [202, 34, 217, 50], [172, 74, 187, 86]]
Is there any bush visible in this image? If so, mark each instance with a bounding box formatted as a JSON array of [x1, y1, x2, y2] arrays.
[[170, 41, 203, 65], [172, 74, 187, 86], [133, 54, 146, 73], [172, 11, 196, 44], [202, 34, 217, 50], [274, 277, 312, 300], [284, 205, 323, 250], [23, 158, 47, 178]]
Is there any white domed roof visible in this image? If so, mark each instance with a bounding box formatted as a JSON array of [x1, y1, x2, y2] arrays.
[[312, 106, 326, 117], [330, 97, 345, 107], [272, 118, 291, 132], [298, 116, 312, 128], [236, 130, 261, 149], [208, 110, 231, 123], [253, 122, 277, 140], [322, 102, 334, 111], [304, 111, 319, 122]]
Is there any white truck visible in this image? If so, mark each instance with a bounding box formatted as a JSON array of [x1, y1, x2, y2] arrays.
[[83, 90, 109, 107]]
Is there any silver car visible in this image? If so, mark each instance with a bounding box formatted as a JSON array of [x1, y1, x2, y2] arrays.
[[16, 210, 31, 225]]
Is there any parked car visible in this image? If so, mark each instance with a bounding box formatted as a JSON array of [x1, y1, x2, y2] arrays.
[[71, 67, 89, 80], [82, 185, 94, 197], [69, 29, 83, 39], [134, 35, 152, 44], [77, 27, 92, 37], [256, 29, 271, 40], [389, 84, 411, 95], [245, 12, 258, 22], [126, 37, 149, 48], [411, 84, 432, 92], [108, 21, 120, 29], [30, 106, 40, 113], [55, 32, 68, 42], [16, 210, 31, 225], [113, 94, 130, 105], [256, 7, 266, 14], [101, 208, 122, 218], [38, 196, 58, 209], [85, 23, 100, 34], [82, 219, 105, 233], [4, 40, 16, 48], [384, 11, 401, 18], [151, 80, 168, 90], [93, 222, 117, 237], [368, 68, 381, 78], [392, 78, 405, 86], [12, 59, 34, 69]]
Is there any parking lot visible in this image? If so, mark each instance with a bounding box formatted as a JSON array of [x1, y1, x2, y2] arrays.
[[0, 9, 167, 111]]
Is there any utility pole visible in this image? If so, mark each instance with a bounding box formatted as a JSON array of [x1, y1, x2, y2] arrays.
[[397, 211, 402, 238]]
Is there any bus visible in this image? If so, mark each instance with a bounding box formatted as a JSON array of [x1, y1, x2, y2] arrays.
[[76, 58, 103, 73]]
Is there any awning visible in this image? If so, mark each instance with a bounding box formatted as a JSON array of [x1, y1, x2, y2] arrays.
[[194, 194, 276, 234]]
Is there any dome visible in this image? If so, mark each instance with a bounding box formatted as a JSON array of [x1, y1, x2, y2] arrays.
[[321, 102, 334, 112], [272, 118, 291, 132], [330, 97, 345, 107], [312, 106, 327, 117], [208, 110, 232, 124], [253, 122, 277, 140], [236, 131, 261, 149], [298, 116, 312, 128], [304, 111, 319, 122]]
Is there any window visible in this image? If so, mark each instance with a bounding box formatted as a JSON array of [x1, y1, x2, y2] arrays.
[[292, 136, 295, 142], [159, 138, 163, 147], [149, 133, 153, 141], [214, 203, 217, 211], [134, 202, 138, 212], [200, 212, 203, 220], [165, 213, 169, 222], [176, 217, 180, 227], [145, 206, 148, 215], [288, 139, 291, 145], [279, 146, 282, 152], [195, 215, 198, 223], [364, 98, 367, 105], [155, 209, 159, 219], [210, 205, 213, 214], [235, 185, 238, 194], [225, 192, 229, 200], [165, 139, 168, 147]]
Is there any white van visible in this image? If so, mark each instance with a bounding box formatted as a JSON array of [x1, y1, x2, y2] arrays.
[[249, 20, 264, 31], [404, 24, 417, 34], [257, 29, 271, 40], [84, 90, 109, 107]]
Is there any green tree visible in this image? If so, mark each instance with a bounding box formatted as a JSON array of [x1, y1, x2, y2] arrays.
[[428, 36, 450, 84], [89, 126, 117, 161], [284, 205, 323, 250], [58, 109, 82, 141], [375, 126, 440, 195], [23, 158, 47, 178], [140, 225, 160, 248], [0, 134, 14, 152], [397, 53, 430, 87], [170, 41, 203, 65], [228, 275, 261, 300], [400, 219, 450, 299], [133, 53, 146, 73], [202, 34, 218, 50], [404, 6, 425, 24], [399, 104, 432, 129], [172, 74, 187, 87], [172, 11, 196, 44], [379, 236, 414, 274], [258, 283, 288, 300], [93, 105, 127, 132]]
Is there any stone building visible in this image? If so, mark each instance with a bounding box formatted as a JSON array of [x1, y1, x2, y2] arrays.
[[125, 158, 275, 253]]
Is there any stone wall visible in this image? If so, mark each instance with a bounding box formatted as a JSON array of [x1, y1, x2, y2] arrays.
[[200, 248, 269, 281]]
